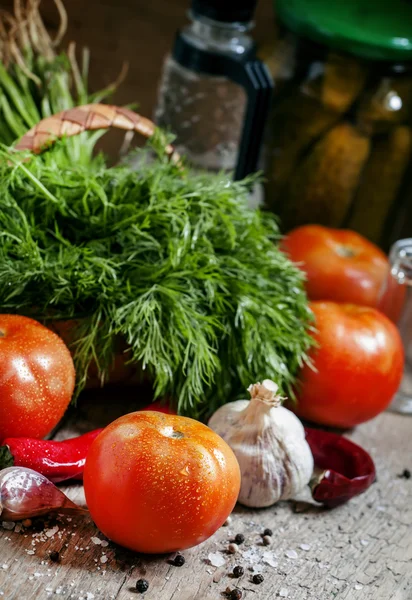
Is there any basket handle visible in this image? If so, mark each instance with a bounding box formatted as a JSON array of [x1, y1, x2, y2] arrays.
[[15, 103, 181, 164]]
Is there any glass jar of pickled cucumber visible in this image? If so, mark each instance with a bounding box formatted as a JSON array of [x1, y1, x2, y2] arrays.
[[262, 0, 412, 250]]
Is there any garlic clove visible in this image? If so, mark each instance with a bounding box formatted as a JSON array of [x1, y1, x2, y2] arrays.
[[0, 467, 87, 521]]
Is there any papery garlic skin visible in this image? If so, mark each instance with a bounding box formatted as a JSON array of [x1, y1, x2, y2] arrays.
[[0, 467, 86, 521], [208, 379, 314, 508]]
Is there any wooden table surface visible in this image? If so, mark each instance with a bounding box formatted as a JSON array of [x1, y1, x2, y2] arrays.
[[0, 391, 411, 600]]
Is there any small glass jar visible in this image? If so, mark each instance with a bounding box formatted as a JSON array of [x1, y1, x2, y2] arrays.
[[262, 0, 412, 250], [378, 239, 412, 414], [154, 14, 252, 172]]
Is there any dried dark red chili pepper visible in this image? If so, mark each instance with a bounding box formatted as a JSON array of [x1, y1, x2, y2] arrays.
[[0, 429, 103, 483], [304, 427, 376, 508]]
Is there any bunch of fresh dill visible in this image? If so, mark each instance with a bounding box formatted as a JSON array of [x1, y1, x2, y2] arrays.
[[0, 135, 313, 417]]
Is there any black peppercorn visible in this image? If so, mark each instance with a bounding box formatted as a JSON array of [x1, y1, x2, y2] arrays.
[[173, 554, 185, 567], [136, 579, 149, 593], [263, 528, 273, 537], [252, 574, 264, 584], [230, 589, 242, 600], [234, 533, 245, 545], [399, 468, 411, 479], [232, 565, 244, 578], [49, 551, 59, 563], [33, 520, 45, 532]]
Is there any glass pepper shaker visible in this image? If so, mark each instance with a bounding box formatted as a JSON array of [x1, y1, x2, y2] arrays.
[[154, 0, 273, 181], [378, 238, 412, 414]]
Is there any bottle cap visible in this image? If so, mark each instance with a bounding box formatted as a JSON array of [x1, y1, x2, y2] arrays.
[[191, 0, 258, 24]]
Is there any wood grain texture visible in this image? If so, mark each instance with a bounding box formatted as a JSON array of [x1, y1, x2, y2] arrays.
[[1, 2, 410, 598], [0, 391, 411, 600]]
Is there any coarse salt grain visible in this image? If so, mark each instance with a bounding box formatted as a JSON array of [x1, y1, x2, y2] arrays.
[[1, 565, 8, 570], [279, 588, 289, 597], [300, 544, 311, 551], [360, 540, 369, 546], [285, 550, 298, 559], [250, 564, 263, 574], [91, 537, 102, 546], [86, 594, 95, 600], [207, 552, 226, 567], [242, 548, 261, 564], [45, 526, 59, 538], [262, 552, 278, 568], [100, 556, 108, 564]]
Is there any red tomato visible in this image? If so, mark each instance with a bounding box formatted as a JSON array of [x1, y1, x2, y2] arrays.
[[84, 411, 241, 554], [0, 315, 75, 442], [281, 225, 389, 308], [293, 302, 404, 428]]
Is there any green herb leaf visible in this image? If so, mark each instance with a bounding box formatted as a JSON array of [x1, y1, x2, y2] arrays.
[[0, 445, 15, 470], [0, 140, 313, 417]]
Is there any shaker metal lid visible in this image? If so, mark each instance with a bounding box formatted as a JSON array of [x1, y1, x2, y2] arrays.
[[191, 0, 258, 24], [276, 0, 412, 61]]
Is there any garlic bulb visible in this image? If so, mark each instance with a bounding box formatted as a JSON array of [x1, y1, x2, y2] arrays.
[[208, 379, 314, 508]]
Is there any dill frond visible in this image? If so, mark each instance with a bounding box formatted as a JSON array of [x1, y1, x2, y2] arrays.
[[0, 142, 313, 417]]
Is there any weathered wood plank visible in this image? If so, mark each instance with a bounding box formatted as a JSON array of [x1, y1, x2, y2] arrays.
[[1, 396, 411, 600]]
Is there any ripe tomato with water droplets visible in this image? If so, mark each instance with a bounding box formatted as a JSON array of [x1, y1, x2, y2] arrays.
[[293, 302, 404, 428], [84, 411, 241, 553], [0, 315, 75, 442]]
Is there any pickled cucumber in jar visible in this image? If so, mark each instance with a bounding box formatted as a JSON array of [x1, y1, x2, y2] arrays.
[[263, 0, 412, 248]]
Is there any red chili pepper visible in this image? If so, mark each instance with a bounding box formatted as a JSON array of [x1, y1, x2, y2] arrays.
[[0, 429, 103, 483], [141, 399, 176, 415], [0, 402, 176, 483], [304, 427, 376, 508]]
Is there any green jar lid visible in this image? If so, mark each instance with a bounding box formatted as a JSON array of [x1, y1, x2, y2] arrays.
[[276, 0, 412, 61]]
